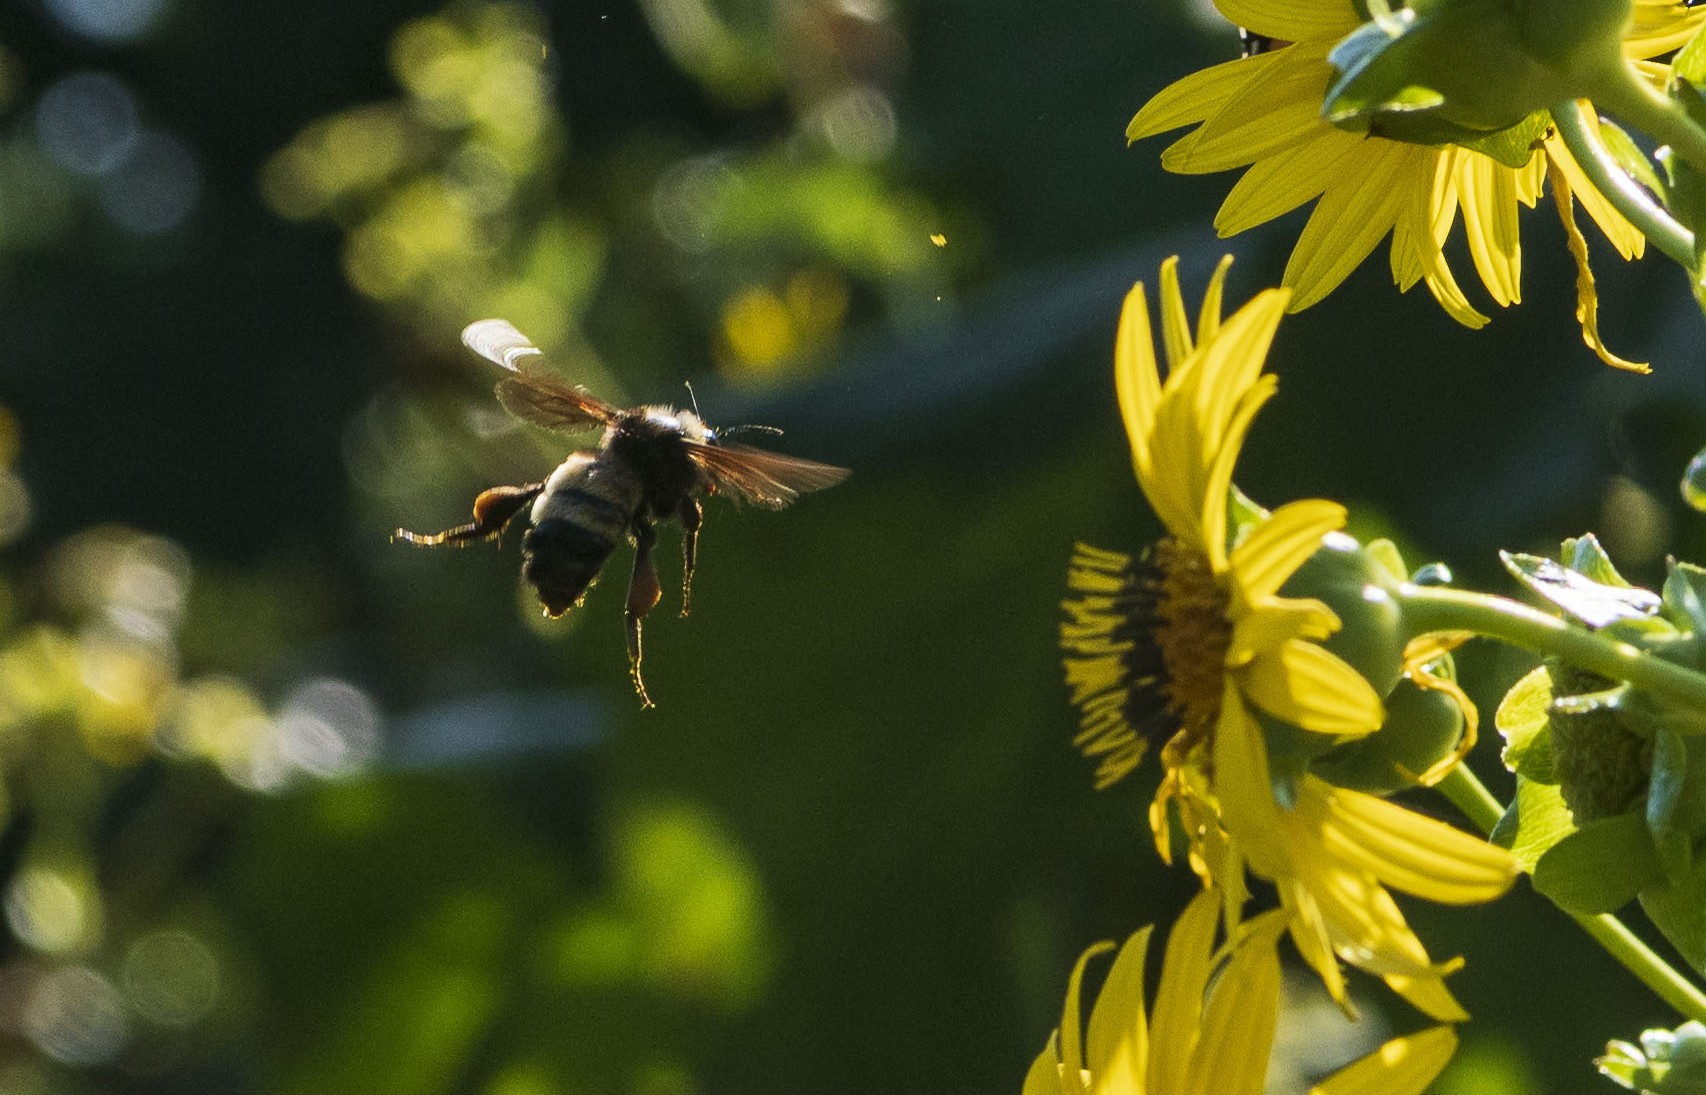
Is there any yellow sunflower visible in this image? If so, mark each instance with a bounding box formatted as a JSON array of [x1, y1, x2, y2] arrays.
[[1127, 0, 1706, 371], [1023, 886, 1461, 1095], [1060, 256, 1519, 1019]]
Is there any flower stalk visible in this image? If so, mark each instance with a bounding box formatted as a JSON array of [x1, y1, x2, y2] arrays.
[[1437, 765, 1706, 1025], [1550, 97, 1698, 267], [1394, 583, 1706, 713]]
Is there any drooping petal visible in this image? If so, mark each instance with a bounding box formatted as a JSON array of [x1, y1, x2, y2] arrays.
[[1238, 639, 1384, 736], [1304, 777, 1519, 903], [1309, 1026, 1459, 1095]]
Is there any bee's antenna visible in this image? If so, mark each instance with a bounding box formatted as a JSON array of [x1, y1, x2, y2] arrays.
[[683, 380, 702, 418]]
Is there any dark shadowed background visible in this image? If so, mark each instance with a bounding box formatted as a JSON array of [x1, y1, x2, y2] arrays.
[[0, 0, 1702, 1092]]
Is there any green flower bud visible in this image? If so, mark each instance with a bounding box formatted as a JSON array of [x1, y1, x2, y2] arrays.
[[1311, 660, 1467, 795], [1277, 531, 1407, 698]]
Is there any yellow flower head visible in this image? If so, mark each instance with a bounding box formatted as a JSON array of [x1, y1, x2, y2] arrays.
[[1127, 0, 1706, 371], [1061, 254, 1383, 790], [1023, 887, 1461, 1095], [1061, 257, 1520, 1019]]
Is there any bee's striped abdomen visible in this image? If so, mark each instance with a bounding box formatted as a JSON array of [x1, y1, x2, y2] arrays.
[[523, 453, 643, 617]]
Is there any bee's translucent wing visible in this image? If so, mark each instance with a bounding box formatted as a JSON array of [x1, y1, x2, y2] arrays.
[[462, 319, 545, 374], [686, 441, 850, 509], [462, 318, 622, 431]]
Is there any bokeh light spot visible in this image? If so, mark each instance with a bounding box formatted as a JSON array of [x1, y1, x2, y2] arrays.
[[5, 865, 98, 956], [122, 930, 218, 1027], [97, 131, 201, 235], [44, 0, 167, 44], [275, 677, 380, 778], [35, 72, 139, 177], [22, 967, 128, 1066]]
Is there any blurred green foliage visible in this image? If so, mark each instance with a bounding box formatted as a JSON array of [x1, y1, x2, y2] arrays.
[[0, 0, 1702, 1093]]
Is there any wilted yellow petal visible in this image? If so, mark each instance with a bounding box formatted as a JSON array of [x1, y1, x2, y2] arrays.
[[1545, 158, 1650, 373], [1310, 1026, 1459, 1095]]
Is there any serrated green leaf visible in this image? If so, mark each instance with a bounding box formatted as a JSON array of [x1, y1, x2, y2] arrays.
[[1533, 811, 1661, 914], [1490, 775, 1574, 872], [1497, 666, 1556, 781], [1642, 859, 1706, 973], [1501, 550, 1660, 628]]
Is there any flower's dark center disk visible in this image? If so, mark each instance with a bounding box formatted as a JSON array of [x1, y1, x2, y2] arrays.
[[1151, 538, 1232, 764], [1060, 539, 1232, 788]]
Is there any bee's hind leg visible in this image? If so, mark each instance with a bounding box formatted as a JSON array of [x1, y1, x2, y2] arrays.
[[678, 497, 702, 617], [393, 483, 542, 546], [625, 518, 663, 708]]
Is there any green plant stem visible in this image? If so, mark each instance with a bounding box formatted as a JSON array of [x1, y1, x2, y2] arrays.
[[1436, 765, 1706, 1024], [1588, 59, 1706, 182], [1395, 583, 1706, 713], [1549, 96, 1697, 268]]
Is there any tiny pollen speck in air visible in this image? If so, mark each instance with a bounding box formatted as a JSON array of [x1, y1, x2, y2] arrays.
[[929, 233, 947, 247]]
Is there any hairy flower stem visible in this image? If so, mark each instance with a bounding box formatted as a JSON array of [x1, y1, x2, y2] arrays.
[[1437, 765, 1706, 1024], [1394, 584, 1706, 712], [1550, 96, 1697, 268]]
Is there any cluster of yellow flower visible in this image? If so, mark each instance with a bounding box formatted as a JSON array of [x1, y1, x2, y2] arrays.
[[1039, 2, 1706, 1091]]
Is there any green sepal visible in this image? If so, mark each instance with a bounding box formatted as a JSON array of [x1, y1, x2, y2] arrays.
[[1278, 532, 1406, 698], [1490, 774, 1575, 872], [1309, 664, 1465, 795], [1600, 1022, 1706, 1093], [1641, 859, 1706, 973], [1532, 810, 1662, 914], [1496, 664, 1556, 781], [1456, 111, 1551, 170]]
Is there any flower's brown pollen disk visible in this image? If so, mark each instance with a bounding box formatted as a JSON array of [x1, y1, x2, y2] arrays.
[[1060, 540, 1232, 788]]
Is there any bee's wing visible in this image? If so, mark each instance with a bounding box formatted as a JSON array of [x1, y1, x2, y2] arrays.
[[686, 441, 850, 509], [462, 318, 622, 430]]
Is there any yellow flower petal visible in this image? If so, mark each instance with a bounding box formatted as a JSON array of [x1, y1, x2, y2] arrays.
[[1215, 0, 1362, 41], [1158, 255, 1195, 370], [1284, 141, 1421, 312], [1216, 127, 1362, 236], [1187, 909, 1288, 1095], [1194, 253, 1235, 346], [1228, 499, 1346, 604], [1115, 280, 1163, 486], [1307, 778, 1519, 903], [1023, 1037, 1067, 1095], [1310, 1026, 1459, 1095], [1085, 927, 1151, 1093], [1455, 149, 1522, 307], [1239, 639, 1384, 736], [1129, 54, 1269, 143], [1147, 888, 1219, 1095], [1060, 941, 1115, 1088], [1228, 596, 1339, 666], [1164, 43, 1334, 174]]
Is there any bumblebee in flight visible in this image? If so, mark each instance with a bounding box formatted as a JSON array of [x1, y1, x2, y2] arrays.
[[396, 319, 850, 707]]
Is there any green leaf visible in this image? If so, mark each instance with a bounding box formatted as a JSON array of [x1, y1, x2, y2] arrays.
[[1500, 550, 1660, 628], [1532, 811, 1662, 914], [1458, 111, 1552, 170], [1562, 533, 1627, 587], [1676, 21, 1706, 85], [1490, 775, 1574, 872], [1642, 860, 1706, 973], [1663, 560, 1706, 636], [1496, 665, 1556, 781], [1650, 729, 1693, 882]]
